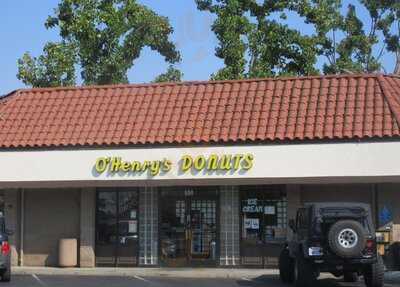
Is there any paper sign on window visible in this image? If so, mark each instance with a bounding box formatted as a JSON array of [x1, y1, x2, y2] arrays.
[[128, 220, 137, 233], [264, 206, 276, 215], [251, 218, 259, 229], [244, 218, 252, 229], [244, 218, 259, 229]]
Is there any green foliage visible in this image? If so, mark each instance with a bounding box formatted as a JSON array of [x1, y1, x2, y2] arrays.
[[321, 3, 381, 73], [17, 0, 180, 87], [378, 0, 400, 74], [196, 0, 320, 80], [153, 65, 183, 83], [17, 42, 76, 87], [299, 0, 399, 74], [197, 0, 400, 78]]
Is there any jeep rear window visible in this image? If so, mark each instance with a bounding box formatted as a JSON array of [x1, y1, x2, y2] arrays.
[[320, 207, 366, 218], [318, 207, 373, 234]]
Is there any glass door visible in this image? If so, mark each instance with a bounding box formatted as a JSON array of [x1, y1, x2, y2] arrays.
[[190, 198, 217, 263], [116, 190, 139, 266], [240, 185, 287, 267], [96, 190, 117, 266], [160, 187, 218, 267], [96, 188, 139, 267], [160, 195, 187, 267]]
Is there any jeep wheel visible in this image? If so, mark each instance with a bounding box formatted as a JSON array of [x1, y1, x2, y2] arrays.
[[279, 248, 294, 283], [294, 255, 316, 287], [363, 255, 384, 287], [343, 271, 358, 282], [328, 220, 366, 258]]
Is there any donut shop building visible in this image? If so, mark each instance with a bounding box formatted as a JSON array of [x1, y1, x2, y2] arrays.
[[0, 74, 399, 268]]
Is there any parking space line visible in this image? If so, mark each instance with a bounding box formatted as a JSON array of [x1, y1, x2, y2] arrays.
[[32, 274, 47, 286], [134, 275, 153, 284]]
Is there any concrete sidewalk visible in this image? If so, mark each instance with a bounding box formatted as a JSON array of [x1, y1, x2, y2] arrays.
[[12, 267, 277, 279]]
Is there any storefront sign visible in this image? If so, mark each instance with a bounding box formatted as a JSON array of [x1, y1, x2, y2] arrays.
[[242, 198, 263, 213], [94, 153, 254, 176], [242, 205, 264, 213], [128, 220, 137, 233], [242, 199, 276, 215]]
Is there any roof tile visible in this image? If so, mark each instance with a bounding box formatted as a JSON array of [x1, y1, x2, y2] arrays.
[[1, 74, 400, 148]]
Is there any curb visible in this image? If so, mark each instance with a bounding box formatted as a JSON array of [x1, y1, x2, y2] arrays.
[[12, 267, 278, 279]]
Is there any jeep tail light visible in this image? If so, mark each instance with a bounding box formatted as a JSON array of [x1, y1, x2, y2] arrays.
[[364, 239, 375, 256], [1, 241, 10, 255]]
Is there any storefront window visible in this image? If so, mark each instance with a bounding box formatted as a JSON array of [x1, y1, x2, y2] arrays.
[[240, 185, 287, 267]]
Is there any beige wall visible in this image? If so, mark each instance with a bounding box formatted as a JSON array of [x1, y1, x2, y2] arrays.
[[3, 190, 20, 266], [80, 188, 95, 267], [23, 189, 80, 266], [3, 142, 400, 188], [300, 184, 374, 204], [300, 184, 376, 223]]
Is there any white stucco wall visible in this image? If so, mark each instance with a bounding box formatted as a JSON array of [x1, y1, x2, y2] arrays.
[[1, 141, 400, 188]]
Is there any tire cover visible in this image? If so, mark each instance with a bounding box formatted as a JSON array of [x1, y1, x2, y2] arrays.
[[328, 220, 367, 258]]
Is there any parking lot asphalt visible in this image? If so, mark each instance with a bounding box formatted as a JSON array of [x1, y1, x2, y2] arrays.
[[3, 273, 400, 287]]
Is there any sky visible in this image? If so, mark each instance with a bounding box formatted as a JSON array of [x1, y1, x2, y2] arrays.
[[0, 0, 396, 95]]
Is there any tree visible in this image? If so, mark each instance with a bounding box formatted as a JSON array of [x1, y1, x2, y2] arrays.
[[17, 0, 181, 87], [17, 42, 76, 87], [198, 0, 400, 79], [298, 0, 400, 74], [195, 0, 319, 80], [379, 0, 400, 74], [153, 65, 183, 83]]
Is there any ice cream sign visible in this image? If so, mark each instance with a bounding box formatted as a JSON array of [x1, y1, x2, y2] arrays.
[[242, 198, 276, 214]]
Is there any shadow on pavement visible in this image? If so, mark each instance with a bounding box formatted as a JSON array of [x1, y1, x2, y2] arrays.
[[236, 274, 361, 287], [385, 272, 400, 286]]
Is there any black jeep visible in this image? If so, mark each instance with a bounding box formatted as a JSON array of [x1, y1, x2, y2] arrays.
[[279, 203, 384, 287]]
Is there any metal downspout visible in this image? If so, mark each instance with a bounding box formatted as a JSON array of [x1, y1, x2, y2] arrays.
[[19, 189, 24, 267]]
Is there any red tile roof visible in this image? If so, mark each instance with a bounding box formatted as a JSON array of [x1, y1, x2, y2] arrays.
[[1, 74, 400, 148]]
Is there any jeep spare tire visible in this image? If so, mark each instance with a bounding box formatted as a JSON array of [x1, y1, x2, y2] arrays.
[[328, 220, 366, 258]]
